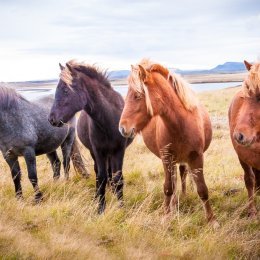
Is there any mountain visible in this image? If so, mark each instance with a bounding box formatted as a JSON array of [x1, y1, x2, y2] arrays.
[[3, 62, 246, 83], [210, 62, 246, 72], [108, 70, 130, 80], [107, 62, 247, 80]]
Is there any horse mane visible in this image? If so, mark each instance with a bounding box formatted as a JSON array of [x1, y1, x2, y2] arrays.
[[60, 60, 111, 89], [0, 85, 26, 110], [243, 62, 260, 96], [129, 59, 197, 114], [168, 73, 198, 111]]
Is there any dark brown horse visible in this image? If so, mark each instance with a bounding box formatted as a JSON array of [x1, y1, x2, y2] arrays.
[[49, 61, 132, 213], [229, 60, 260, 218], [119, 59, 218, 226]]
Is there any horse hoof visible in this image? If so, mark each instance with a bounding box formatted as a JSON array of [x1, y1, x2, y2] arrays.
[[210, 220, 220, 230], [97, 203, 106, 215], [118, 200, 124, 208], [34, 192, 43, 203], [16, 193, 24, 200], [248, 211, 258, 219], [53, 176, 60, 181], [161, 212, 173, 225]]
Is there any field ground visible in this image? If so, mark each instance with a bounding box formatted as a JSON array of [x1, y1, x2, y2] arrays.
[[0, 86, 259, 259]]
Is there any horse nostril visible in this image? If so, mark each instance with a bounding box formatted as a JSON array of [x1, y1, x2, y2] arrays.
[[238, 133, 244, 142], [48, 116, 55, 126], [119, 126, 125, 136]]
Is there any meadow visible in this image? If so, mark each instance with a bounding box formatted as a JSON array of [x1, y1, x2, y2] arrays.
[[0, 86, 259, 259]]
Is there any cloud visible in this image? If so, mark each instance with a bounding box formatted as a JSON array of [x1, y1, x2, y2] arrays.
[[0, 0, 259, 80]]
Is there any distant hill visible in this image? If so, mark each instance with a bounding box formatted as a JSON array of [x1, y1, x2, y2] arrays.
[[175, 62, 246, 75], [210, 62, 246, 72], [108, 70, 130, 80], [108, 62, 247, 80], [3, 62, 247, 83]]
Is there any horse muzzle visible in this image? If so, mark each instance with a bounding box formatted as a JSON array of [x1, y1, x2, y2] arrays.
[[48, 115, 64, 127], [233, 131, 256, 147], [119, 126, 135, 139]]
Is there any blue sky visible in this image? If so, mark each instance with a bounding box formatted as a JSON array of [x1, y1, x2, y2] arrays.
[[0, 0, 259, 81]]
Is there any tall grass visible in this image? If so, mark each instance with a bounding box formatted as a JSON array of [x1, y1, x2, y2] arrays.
[[0, 86, 259, 259]]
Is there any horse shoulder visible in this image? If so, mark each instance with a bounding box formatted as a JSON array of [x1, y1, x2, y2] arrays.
[[142, 117, 161, 158]]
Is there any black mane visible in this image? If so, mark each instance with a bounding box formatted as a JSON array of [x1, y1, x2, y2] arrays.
[[76, 65, 111, 89]]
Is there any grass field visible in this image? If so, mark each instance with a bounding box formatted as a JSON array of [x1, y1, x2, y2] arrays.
[[0, 86, 259, 259]]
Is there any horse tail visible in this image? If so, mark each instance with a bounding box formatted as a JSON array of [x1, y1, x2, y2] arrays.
[[71, 139, 90, 178]]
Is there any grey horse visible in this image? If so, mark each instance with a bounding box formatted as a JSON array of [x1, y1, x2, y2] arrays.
[[0, 86, 87, 202]]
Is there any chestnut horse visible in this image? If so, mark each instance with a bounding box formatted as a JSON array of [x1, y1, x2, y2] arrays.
[[119, 59, 218, 225], [229, 60, 260, 218]]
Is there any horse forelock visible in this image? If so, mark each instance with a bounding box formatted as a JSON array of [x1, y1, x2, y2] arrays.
[[128, 66, 154, 116], [0, 86, 24, 110], [243, 63, 260, 96], [60, 67, 73, 88]]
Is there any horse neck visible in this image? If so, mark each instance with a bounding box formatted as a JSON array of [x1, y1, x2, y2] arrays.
[[154, 82, 191, 131], [81, 79, 122, 127]]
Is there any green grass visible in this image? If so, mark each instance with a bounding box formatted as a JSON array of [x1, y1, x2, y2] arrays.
[[0, 86, 259, 259]]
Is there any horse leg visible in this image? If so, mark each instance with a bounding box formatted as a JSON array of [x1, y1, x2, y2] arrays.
[[46, 151, 61, 180], [5, 156, 23, 199], [94, 153, 108, 214], [239, 159, 257, 217], [252, 168, 260, 194], [110, 151, 125, 206], [162, 155, 177, 214], [179, 164, 188, 196], [189, 154, 216, 224], [89, 151, 98, 174], [61, 134, 74, 180], [107, 157, 112, 187], [23, 147, 42, 202]]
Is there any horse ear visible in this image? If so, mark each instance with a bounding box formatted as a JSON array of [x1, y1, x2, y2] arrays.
[[59, 63, 65, 71], [168, 74, 176, 90], [138, 65, 148, 82], [66, 63, 77, 75], [244, 60, 252, 71]]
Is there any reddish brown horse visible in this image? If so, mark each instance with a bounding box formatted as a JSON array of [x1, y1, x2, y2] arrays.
[[229, 60, 260, 218], [119, 59, 218, 225]]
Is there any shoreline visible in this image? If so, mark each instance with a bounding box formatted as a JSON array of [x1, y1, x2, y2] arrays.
[[0, 72, 246, 90]]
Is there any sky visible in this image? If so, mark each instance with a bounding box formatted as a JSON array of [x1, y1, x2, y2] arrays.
[[0, 0, 259, 81]]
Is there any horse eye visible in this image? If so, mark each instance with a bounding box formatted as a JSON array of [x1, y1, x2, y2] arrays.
[[256, 96, 260, 102], [134, 93, 142, 100]]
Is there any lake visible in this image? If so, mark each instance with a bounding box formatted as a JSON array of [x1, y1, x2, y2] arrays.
[[17, 81, 242, 101]]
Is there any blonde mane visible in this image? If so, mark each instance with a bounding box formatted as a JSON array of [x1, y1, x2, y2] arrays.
[[243, 62, 260, 96], [128, 59, 198, 115], [168, 73, 198, 111]]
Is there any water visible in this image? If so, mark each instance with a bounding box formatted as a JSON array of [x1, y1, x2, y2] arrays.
[[113, 81, 242, 96], [17, 81, 242, 101]]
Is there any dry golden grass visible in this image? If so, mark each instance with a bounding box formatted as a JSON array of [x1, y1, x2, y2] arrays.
[[0, 86, 259, 259]]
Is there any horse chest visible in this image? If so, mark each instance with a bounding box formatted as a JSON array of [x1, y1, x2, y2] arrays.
[[235, 145, 260, 170]]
